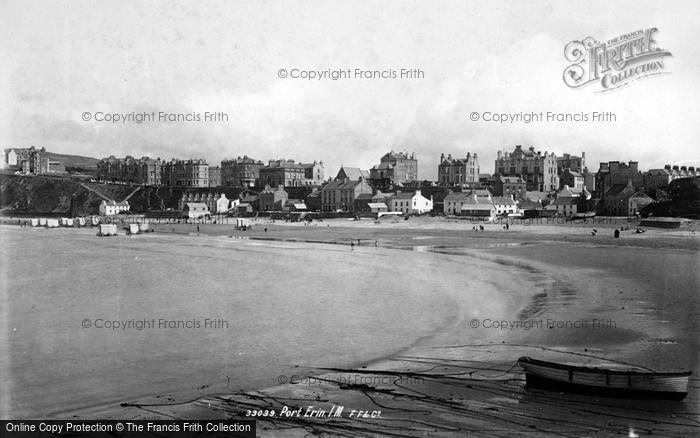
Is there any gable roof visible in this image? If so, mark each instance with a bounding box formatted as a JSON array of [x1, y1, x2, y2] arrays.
[[390, 191, 415, 200], [552, 197, 578, 206], [517, 199, 541, 210], [461, 203, 493, 210], [367, 202, 387, 209], [605, 184, 634, 197], [491, 196, 517, 206], [444, 192, 474, 202], [337, 167, 369, 180], [629, 191, 654, 201]]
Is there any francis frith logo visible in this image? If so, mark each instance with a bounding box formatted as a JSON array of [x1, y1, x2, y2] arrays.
[[563, 28, 672, 92]]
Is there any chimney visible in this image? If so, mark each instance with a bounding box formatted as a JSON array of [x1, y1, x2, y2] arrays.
[[673, 165, 679, 171], [415, 189, 421, 197], [440, 153, 445, 162], [681, 166, 687, 171]]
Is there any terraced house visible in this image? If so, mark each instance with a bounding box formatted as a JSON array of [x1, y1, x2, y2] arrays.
[[260, 159, 323, 187], [97, 155, 163, 185], [221, 155, 264, 188], [161, 159, 209, 187]]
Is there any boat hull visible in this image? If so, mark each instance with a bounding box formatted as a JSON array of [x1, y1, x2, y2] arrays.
[[518, 357, 690, 400]]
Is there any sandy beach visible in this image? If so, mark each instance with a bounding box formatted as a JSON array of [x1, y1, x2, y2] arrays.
[[3, 217, 693, 436]]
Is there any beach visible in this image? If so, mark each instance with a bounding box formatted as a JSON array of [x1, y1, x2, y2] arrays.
[[1, 218, 699, 436]]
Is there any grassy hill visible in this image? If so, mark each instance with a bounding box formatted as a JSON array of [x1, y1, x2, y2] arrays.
[[47, 152, 99, 171]]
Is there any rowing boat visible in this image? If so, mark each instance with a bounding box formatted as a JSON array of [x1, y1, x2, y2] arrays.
[[518, 356, 691, 400]]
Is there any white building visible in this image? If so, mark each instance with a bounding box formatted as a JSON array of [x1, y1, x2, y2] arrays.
[[183, 202, 211, 219], [99, 200, 130, 216], [491, 196, 519, 215], [215, 193, 230, 213], [551, 197, 578, 216], [387, 190, 433, 215]]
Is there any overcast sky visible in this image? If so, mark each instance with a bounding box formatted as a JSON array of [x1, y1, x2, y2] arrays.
[[2, 0, 699, 179]]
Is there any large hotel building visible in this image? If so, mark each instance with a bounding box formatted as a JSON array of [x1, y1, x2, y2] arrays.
[[495, 145, 559, 192]]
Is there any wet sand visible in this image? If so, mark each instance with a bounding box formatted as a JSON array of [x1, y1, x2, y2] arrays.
[[3, 218, 699, 436], [52, 218, 700, 436]]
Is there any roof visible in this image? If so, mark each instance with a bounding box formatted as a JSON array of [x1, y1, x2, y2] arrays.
[[558, 186, 582, 197], [464, 197, 492, 205], [444, 192, 474, 202], [240, 195, 258, 202], [491, 196, 517, 205], [470, 189, 492, 197], [101, 200, 129, 206], [367, 202, 387, 209], [526, 191, 549, 201], [291, 203, 307, 209], [563, 170, 583, 177], [261, 185, 287, 194], [629, 191, 654, 201], [323, 179, 364, 190], [552, 197, 578, 206], [461, 204, 493, 210], [381, 151, 414, 161], [390, 191, 415, 200], [517, 199, 541, 210], [605, 184, 633, 197], [263, 160, 304, 170], [337, 167, 369, 180]]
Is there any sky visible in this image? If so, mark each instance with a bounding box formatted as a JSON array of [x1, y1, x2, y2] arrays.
[[2, 0, 699, 180]]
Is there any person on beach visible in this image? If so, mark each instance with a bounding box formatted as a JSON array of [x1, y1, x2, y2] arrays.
[[350, 241, 354, 249]]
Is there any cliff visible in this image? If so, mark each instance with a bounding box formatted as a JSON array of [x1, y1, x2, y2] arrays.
[[0, 174, 241, 215]]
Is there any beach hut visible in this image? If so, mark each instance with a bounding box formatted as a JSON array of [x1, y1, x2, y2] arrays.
[[91, 216, 100, 226], [46, 219, 59, 228], [77, 217, 86, 227], [128, 223, 140, 235], [138, 222, 150, 232], [60, 218, 69, 227], [39, 218, 47, 226], [66, 218, 74, 227], [30, 218, 39, 227], [236, 218, 252, 229], [98, 224, 117, 236]]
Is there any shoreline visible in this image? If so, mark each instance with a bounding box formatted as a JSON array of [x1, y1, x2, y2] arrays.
[[2, 219, 699, 436]]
